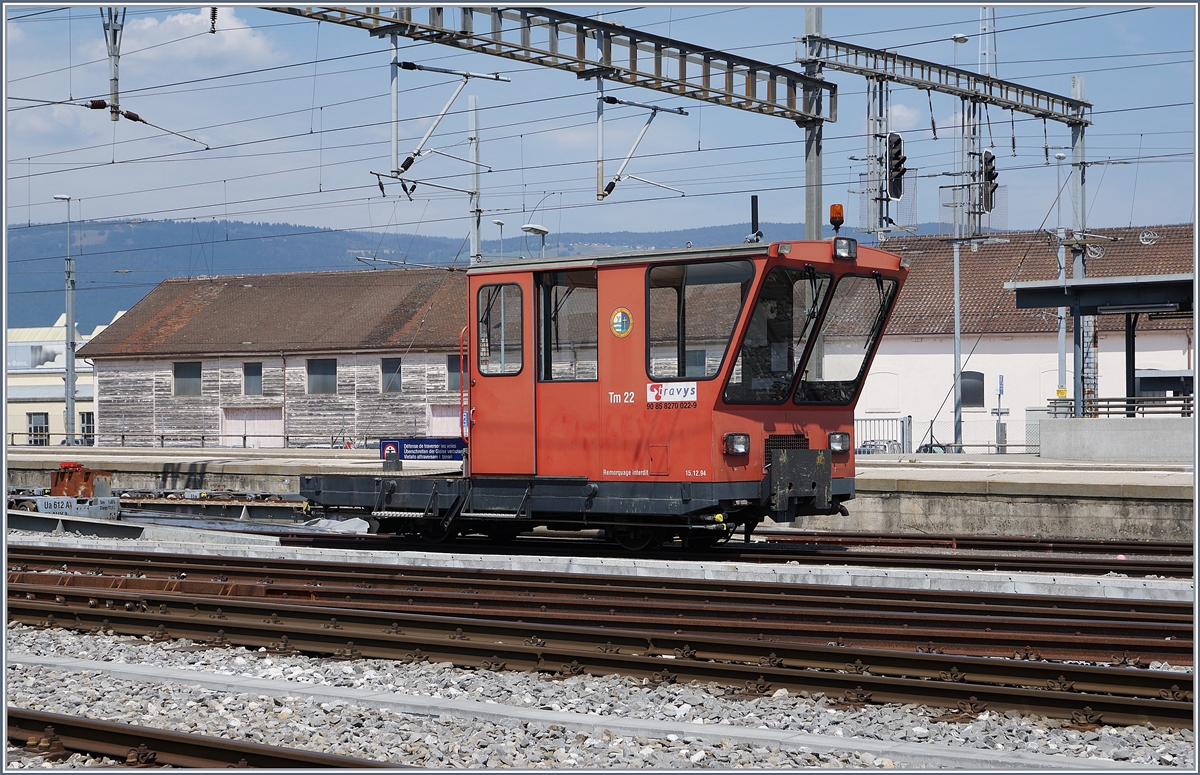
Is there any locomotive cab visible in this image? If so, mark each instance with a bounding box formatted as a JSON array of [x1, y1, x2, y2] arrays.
[[460, 236, 907, 548]]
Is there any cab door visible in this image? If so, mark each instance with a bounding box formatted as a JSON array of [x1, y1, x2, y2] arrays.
[[468, 276, 536, 475]]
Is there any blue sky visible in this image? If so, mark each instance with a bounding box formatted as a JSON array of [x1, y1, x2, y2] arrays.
[[5, 3, 1196, 247]]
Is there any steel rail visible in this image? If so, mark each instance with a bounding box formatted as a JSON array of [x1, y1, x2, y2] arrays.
[[756, 529, 1195, 557], [7, 583, 1192, 728], [268, 533, 1194, 577], [7, 545, 1192, 663], [5, 706, 399, 768], [9, 544, 1193, 618], [9, 568, 1191, 664]]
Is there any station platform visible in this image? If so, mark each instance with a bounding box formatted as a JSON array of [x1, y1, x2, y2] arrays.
[[5, 448, 1194, 541]]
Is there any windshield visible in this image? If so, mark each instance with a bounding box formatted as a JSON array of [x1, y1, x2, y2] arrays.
[[724, 265, 832, 403], [794, 273, 898, 405], [647, 259, 755, 380]]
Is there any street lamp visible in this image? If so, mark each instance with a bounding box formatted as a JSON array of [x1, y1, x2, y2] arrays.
[[522, 223, 549, 260], [1054, 152, 1068, 398], [492, 219, 505, 259], [53, 194, 76, 445]]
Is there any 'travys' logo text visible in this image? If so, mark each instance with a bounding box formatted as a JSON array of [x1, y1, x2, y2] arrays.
[[646, 382, 697, 409]]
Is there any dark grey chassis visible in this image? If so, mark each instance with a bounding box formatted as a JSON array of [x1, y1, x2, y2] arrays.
[[300, 449, 852, 545]]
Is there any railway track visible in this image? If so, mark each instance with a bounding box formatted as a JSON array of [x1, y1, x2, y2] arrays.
[[6, 707, 396, 768], [268, 531, 1194, 578], [8, 545, 1192, 663], [6, 549, 1193, 728], [756, 529, 1195, 556]]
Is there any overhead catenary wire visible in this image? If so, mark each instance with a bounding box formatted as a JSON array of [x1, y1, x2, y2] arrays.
[[7, 6, 1189, 261]]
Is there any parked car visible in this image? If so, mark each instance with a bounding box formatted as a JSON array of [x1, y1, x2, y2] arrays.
[[856, 439, 901, 455], [917, 443, 949, 453]]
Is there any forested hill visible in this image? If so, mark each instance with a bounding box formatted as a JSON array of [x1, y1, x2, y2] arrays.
[[7, 217, 944, 330]]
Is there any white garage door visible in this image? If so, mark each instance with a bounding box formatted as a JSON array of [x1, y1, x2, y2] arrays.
[[221, 407, 284, 448]]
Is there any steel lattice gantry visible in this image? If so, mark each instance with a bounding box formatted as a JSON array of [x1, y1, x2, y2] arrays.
[[798, 35, 1088, 126], [265, 6, 837, 123]]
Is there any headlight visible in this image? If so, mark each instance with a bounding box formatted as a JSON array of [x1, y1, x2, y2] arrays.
[[723, 433, 750, 456], [828, 432, 850, 452], [833, 236, 857, 259]]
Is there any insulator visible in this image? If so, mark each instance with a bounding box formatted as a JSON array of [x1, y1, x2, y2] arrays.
[[121, 110, 143, 123], [210, 7, 217, 33], [87, 100, 108, 110]]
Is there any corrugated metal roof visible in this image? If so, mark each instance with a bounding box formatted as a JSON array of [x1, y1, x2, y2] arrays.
[[7, 314, 114, 344], [7, 384, 95, 401]]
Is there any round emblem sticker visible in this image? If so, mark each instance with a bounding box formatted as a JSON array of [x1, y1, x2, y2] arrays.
[[610, 307, 633, 338]]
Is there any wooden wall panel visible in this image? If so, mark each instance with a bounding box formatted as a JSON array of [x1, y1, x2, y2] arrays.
[[94, 350, 462, 447]]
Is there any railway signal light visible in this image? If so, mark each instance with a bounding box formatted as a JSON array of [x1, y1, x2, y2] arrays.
[[886, 132, 906, 200], [981, 150, 999, 212]]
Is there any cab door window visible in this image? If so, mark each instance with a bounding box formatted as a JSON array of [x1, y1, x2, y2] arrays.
[[537, 270, 598, 381], [647, 260, 755, 380], [477, 284, 523, 375]]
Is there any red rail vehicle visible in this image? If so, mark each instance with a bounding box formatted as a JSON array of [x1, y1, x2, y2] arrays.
[[302, 220, 907, 550]]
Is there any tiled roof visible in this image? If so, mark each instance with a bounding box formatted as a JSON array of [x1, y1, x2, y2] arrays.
[[881, 223, 1193, 335], [78, 224, 1192, 358], [79, 268, 467, 358]]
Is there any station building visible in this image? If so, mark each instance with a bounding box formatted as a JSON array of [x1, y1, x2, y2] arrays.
[[6, 313, 117, 446], [77, 268, 468, 448]]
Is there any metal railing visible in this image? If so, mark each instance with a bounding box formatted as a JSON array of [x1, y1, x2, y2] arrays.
[[854, 416, 913, 454], [1048, 396, 1193, 418]]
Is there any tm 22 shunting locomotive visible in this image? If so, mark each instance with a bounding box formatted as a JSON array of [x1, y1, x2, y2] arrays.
[[302, 209, 908, 550]]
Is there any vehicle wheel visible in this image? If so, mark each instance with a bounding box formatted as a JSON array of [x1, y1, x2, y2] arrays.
[[15, 501, 34, 512], [486, 526, 523, 543], [420, 521, 458, 543], [683, 528, 727, 550], [613, 524, 662, 552]]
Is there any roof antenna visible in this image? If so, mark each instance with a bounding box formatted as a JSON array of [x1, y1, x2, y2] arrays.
[[744, 195, 762, 243]]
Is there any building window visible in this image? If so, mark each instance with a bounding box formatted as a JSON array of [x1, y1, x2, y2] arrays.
[[27, 412, 49, 446], [173, 361, 202, 396], [79, 412, 95, 446], [381, 358, 403, 392], [961, 371, 985, 408], [243, 362, 263, 395], [307, 358, 337, 394], [447, 354, 464, 392]]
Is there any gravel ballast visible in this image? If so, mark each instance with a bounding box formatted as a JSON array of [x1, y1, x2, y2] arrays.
[[6, 624, 1194, 769]]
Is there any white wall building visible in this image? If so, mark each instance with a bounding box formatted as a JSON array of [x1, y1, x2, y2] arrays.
[[855, 225, 1192, 451]]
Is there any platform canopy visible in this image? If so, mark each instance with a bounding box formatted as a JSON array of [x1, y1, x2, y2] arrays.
[[1003, 273, 1194, 416], [1004, 273, 1193, 316]]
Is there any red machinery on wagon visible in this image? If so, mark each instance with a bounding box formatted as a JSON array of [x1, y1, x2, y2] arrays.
[[302, 214, 907, 549]]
